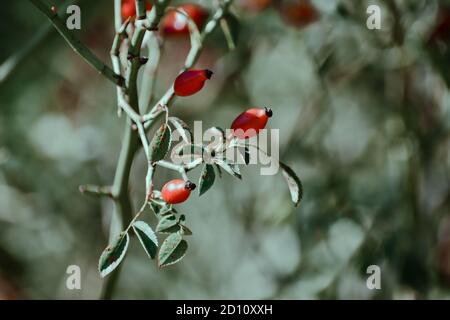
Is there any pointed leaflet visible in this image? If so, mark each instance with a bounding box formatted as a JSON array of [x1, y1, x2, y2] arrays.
[[149, 124, 171, 162], [279, 162, 303, 206], [158, 232, 188, 268], [98, 232, 129, 278], [198, 164, 215, 196], [156, 214, 180, 233], [238, 143, 304, 207], [168, 117, 193, 144], [214, 159, 241, 179], [180, 224, 193, 236], [132, 221, 158, 259], [214, 164, 222, 178]]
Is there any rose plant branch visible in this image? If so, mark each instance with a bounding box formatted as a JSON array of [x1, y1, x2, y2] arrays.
[[29, 0, 303, 300], [0, 0, 83, 85], [142, 0, 233, 126], [28, 0, 125, 88]]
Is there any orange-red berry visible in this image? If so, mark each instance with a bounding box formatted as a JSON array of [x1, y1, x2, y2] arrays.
[[237, 0, 272, 13], [279, 0, 319, 29], [121, 0, 152, 20], [161, 179, 195, 204], [231, 107, 273, 139], [162, 3, 208, 35], [174, 69, 213, 97]]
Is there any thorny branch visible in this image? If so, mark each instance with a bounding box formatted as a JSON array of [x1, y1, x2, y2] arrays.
[[29, 0, 235, 299]]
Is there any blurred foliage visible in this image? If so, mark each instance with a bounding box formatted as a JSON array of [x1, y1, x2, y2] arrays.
[[1, 0, 450, 299]]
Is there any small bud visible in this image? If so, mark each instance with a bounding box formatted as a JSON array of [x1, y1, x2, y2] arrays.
[[51, 6, 57, 14]]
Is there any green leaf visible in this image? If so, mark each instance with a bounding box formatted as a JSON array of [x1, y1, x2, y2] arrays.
[[279, 162, 303, 207], [214, 159, 241, 179], [168, 117, 193, 144], [214, 164, 222, 178], [149, 124, 171, 162], [156, 214, 180, 234], [158, 233, 188, 268], [98, 232, 129, 278], [132, 221, 158, 259], [198, 164, 216, 196], [149, 201, 161, 215], [180, 224, 193, 236]]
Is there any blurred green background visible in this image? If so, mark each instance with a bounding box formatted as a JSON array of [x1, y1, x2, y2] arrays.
[[1, 0, 450, 299]]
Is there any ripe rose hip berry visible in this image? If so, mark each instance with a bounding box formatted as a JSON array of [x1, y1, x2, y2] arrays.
[[231, 107, 273, 139], [161, 179, 196, 204], [237, 0, 272, 13], [279, 0, 319, 29], [162, 3, 208, 35], [174, 69, 213, 97], [121, 0, 152, 20]]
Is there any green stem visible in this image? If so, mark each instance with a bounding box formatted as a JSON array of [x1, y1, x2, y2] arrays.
[[98, 0, 234, 300], [0, 0, 81, 85], [142, 0, 234, 125], [28, 0, 125, 87], [100, 0, 172, 300]]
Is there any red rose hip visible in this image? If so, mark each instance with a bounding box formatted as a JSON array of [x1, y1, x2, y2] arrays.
[[174, 69, 213, 97], [121, 0, 152, 20], [161, 179, 196, 204], [162, 3, 208, 35], [279, 0, 319, 29], [231, 107, 273, 139]]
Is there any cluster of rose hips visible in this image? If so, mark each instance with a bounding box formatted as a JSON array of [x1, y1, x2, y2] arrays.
[[121, 0, 208, 35], [122, 0, 319, 32], [237, 0, 319, 29], [161, 68, 273, 204]]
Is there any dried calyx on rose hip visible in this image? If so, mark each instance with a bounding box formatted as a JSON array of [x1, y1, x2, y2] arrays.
[[161, 179, 196, 204], [121, 0, 152, 20], [174, 69, 213, 97], [231, 107, 273, 139], [162, 3, 209, 35]]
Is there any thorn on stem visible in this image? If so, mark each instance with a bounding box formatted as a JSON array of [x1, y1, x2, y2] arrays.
[[78, 185, 86, 193]]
